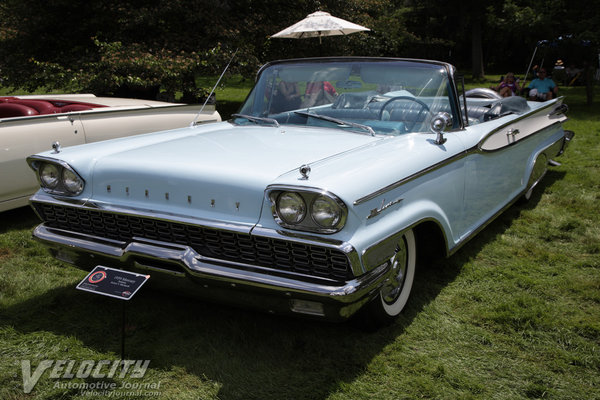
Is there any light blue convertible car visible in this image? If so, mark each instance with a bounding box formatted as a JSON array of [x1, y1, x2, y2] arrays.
[[27, 57, 573, 326]]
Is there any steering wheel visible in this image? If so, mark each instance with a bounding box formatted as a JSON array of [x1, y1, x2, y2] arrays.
[[378, 96, 432, 131]]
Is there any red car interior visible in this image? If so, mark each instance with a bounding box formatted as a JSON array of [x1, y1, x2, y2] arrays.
[[0, 97, 107, 118]]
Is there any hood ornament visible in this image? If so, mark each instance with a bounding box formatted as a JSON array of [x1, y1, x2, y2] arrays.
[[299, 164, 311, 180], [51, 141, 61, 153]]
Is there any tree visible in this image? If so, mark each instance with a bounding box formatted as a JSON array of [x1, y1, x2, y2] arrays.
[[470, 3, 486, 80], [0, 0, 597, 101]]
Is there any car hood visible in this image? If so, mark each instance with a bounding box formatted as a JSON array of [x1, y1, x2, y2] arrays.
[[79, 122, 380, 227]]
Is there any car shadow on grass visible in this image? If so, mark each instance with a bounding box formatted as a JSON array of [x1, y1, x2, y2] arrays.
[[3, 275, 439, 399], [2, 259, 452, 399], [0, 205, 40, 233], [1, 170, 564, 399]]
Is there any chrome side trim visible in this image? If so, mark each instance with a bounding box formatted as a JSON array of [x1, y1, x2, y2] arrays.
[[354, 150, 469, 205], [1, 103, 212, 123], [354, 103, 568, 205], [361, 130, 572, 261]]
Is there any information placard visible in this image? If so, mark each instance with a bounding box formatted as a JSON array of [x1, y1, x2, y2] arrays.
[[76, 266, 150, 300]]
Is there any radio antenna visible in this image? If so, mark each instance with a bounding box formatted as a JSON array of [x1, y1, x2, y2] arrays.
[[190, 48, 239, 126]]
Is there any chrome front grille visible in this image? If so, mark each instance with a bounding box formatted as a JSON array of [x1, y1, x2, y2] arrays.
[[33, 203, 353, 280]]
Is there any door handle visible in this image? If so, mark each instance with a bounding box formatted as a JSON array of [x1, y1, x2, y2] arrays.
[[56, 115, 75, 123]]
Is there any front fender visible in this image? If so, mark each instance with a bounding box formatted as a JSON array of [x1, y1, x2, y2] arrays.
[[351, 199, 455, 272]]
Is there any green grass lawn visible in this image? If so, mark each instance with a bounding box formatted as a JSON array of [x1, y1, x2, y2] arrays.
[[1, 80, 599, 399]]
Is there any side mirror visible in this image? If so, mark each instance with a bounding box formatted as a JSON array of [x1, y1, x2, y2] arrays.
[[430, 112, 452, 145]]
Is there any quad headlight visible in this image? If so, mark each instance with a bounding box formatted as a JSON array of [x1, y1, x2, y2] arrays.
[[276, 192, 307, 224], [27, 157, 85, 196], [268, 187, 347, 234], [39, 163, 60, 189], [62, 168, 84, 194], [311, 195, 343, 228]]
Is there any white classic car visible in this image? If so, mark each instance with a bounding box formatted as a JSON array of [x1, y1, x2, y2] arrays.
[[27, 58, 573, 327], [1, 94, 220, 212]]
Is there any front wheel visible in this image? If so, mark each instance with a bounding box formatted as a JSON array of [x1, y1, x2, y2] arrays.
[[358, 229, 417, 328]]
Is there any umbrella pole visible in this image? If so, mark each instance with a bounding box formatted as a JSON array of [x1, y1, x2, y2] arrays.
[[523, 45, 539, 88]]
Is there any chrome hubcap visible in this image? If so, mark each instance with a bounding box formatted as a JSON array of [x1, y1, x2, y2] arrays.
[[381, 238, 408, 305]]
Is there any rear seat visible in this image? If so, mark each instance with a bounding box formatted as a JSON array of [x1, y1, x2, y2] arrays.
[[59, 104, 97, 112], [0, 97, 105, 118], [316, 103, 445, 123], [311, 100, 510, 126], [317, 108, 379, 120], [10, 99, 57, 114], [463, 105, 491, 122], [0, 103, 39, 118]]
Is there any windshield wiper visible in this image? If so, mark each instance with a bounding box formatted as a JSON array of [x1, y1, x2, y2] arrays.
[[294, 111, 375, 136], [231, 113, 280, 127]]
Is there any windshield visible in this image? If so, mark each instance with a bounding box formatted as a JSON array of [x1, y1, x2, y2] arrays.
[[237, 59, 457, 136]]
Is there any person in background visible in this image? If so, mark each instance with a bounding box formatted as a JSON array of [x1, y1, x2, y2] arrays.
[[492, 72, 521, 97], [302, 81, 337, 107], [528, 68, 558, 101], [271, 80, 302, 113]]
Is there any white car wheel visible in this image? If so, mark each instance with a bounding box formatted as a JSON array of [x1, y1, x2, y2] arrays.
[[379, 229, 416, 317], [357, 229, 417, 329]]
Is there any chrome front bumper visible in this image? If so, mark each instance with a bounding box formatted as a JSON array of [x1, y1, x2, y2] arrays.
[[33, 224, 390, 320]]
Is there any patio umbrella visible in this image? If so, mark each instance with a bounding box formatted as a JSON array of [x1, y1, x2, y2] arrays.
[[271, 11, 370, 43]]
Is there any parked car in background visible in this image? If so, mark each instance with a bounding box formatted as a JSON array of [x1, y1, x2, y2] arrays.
[[1, 94, 220, 212], [27, 58, 573, 327]]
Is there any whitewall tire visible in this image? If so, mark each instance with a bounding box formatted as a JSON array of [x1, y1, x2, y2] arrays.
[[359, 229, 417, 327]]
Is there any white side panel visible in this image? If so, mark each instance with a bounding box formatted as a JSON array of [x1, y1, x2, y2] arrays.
[[79, 106, 221, 143], [0, 116, 85, 205]]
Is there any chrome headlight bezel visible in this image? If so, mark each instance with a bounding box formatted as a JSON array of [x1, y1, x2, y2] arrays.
[[267, 186, 347, 234], [27, 156, 85, 196]]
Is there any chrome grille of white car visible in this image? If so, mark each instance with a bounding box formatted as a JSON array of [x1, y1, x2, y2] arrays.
[[33, 203, 353, 280]]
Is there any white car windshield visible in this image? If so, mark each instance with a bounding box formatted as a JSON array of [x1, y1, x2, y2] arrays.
[[237, 59, 457, 136]]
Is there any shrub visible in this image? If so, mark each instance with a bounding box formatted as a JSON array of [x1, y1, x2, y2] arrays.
[[29, 39, 230, 102]]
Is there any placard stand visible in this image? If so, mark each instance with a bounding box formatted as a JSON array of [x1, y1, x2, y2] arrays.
[[76, 266, 150, 359], [121, 301, 126, 359]]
